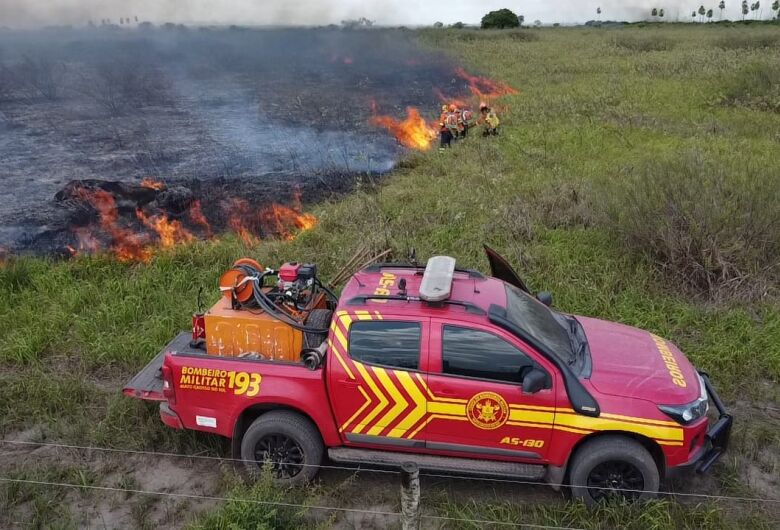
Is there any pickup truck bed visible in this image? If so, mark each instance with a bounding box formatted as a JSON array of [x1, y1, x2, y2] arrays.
[[123, 332, 199, 400]]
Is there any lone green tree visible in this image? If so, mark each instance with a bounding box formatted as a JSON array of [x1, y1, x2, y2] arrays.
[[651, 7, 658, 17], [707, 8, 714, 20], [742, 0, 749, 19], [772, 1, 780, 18], [659, 8, 665, 17], [699, 5, 707, 21], [481, 8, 521, 29], [719, 0, 726, 19]]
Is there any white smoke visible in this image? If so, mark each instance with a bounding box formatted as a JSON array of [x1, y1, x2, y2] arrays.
[[0, 1, 771, 29]]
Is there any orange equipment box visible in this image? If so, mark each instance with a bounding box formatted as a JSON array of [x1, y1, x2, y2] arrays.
[[204, 297, 303, 361]]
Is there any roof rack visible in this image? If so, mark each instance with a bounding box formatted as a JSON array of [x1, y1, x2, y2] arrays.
[[345, 295, 486, 316], [361, 262, 485, 279], [419, 256, 456, 303]]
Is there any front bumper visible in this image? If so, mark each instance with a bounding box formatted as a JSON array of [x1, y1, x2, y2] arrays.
[[671, 372, 732, 475], [695, 372, 732, 472]]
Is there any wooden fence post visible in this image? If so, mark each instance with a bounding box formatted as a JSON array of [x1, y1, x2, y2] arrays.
[[400, 462, 421, 530]]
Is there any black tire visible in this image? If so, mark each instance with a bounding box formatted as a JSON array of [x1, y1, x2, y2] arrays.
[[303, 309, 332, 349], [240, 411, 324, 485], [569, 436, 660, 507]]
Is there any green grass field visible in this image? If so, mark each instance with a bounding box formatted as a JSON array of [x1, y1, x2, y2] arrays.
[[1, 23, 779, 529]]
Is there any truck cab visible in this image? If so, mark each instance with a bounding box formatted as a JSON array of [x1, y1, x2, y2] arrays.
[[125, 251, 731, 505]]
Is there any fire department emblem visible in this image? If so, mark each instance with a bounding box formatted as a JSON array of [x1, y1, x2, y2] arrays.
[[466, 391, 509, 430]]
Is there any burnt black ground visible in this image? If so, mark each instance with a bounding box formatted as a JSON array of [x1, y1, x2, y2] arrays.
[[0, 26, 467, 254]]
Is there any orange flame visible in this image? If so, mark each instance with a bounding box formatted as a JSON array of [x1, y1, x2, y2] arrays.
[[224, 198, 259, 246], [136, 209, 195, 248], [224, 195, 317, 245], [188, 200, 213, 238], [455, 67, 518, 99], [67, 184, 317, 261], [140, 178, 166, 190], [370, 106, 437, 151], [261, 204, 317, 241], [75, 188, 153, 262]]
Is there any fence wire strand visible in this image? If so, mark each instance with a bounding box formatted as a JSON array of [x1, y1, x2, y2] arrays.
[[1, 439, 778, 504]]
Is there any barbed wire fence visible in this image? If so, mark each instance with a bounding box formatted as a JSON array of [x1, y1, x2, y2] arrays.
[[1, 438, 778, 529]]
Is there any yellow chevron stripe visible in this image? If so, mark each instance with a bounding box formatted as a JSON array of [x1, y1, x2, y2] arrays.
[[508, 409, 556, 424], [333, 325, 348, 351], [368, 367, 408, 436], [339, 386, 371, 432], [373, 311, 384, 320], [331, 347, 355, 380], [391, 371, 427, 438], [509, 404, 558, 412], [599, 412, 680, 427], [406, 413, 469, 440], [354, 310, 373, 320], [351, 363, 388, 434], [553, 425, 594, 435], [338, 313, 353, 329], [428, 401, 466, 416], [413, 374, 467, 403], [555, 413, 683, 441], [657, 440, 685, 446], [415, 373, 435, 400]]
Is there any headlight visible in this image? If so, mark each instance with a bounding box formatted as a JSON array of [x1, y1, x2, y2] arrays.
[[658, 373, 709, 425]]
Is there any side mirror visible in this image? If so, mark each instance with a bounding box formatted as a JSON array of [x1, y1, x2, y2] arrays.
[[522, 368, 548, 394], [536, 291, 553, 307]]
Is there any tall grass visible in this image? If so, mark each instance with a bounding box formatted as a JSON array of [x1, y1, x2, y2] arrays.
[[602, 151, 779, 300], [720, 62, 780, 112], [611, 33, 676, 52]]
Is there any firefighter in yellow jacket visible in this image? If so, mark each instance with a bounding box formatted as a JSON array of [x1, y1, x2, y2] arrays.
[[479, 102, 500, 137]]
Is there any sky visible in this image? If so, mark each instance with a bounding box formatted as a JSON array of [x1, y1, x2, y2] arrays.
[[0, 1, 774, 28]]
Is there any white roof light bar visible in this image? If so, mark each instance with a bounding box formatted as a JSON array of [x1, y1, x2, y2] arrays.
[[419, 256, 456, 303]]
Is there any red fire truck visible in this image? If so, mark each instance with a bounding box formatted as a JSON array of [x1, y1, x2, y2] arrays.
[[124, 248, 731, 505]]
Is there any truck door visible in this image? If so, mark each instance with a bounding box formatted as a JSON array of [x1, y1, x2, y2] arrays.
[[424, 319, 556, 461], [327, 311, 430, 449]]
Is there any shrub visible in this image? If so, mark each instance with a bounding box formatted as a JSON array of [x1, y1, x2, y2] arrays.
[[481, 8, 521, 29], [611, 34, 675, 52], [601, 152, 779, 301], [720, 61, 780, 112]]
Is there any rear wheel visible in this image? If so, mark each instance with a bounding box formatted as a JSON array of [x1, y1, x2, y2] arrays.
[[240, 411, 323, 485], [569, 436, 660, 507]]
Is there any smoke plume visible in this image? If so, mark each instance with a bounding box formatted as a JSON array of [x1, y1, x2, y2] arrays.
[[0, 1, 770, 29]]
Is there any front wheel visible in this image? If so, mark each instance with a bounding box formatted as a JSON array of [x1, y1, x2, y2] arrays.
[[240, 411, 324, 485], [568, 436, 660, 507]]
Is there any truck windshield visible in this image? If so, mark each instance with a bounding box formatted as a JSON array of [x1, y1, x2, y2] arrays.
[[504, 284, 575, 363]]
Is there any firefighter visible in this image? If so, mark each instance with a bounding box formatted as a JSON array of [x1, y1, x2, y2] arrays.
[[439, 105, 453, 151], [479, 102, 500, 137], [460, 106, 475, 138], [446, 103, 464, 140]]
